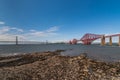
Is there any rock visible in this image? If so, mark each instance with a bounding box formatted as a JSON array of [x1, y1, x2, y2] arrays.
[[0, 51, 119, 80]]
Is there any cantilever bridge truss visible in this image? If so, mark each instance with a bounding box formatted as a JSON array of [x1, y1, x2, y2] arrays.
[[69, 33, 120, 45], [79, 33, 102, 45]]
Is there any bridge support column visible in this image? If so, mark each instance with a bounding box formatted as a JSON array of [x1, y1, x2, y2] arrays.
[[119, 36, 120, 46], [16, 36, 18, 45], [109, 36, 112, 46], [101, 35, 105, 46]]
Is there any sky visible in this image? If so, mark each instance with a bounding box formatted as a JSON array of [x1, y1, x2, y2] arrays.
[[0, 0, 120, 42]]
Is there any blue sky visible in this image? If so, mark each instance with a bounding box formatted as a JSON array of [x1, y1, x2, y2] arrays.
[[0, 0, 120, 42]]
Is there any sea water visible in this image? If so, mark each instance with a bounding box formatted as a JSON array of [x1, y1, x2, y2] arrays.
[[0, 44, 120, 62]]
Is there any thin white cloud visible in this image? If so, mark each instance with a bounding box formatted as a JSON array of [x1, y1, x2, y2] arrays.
[[0, 26, 24, 34], [0, 33, 26, 41], [11, 27, 24, 32], [46, 26, 58, 32], [29, 31, 57, 37], [29, 29, 36, 32], [0, 26, 10, 34], [0, 26, 59, 41], [27, 26, 59, 37], [0, 34, 15, 41], [0, 26, 24, 41], [0, 21, 5, 25], [29, 31, 45, 37]]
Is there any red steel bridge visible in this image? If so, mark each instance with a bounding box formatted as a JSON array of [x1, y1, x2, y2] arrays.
[[69, 33, 120, 46]]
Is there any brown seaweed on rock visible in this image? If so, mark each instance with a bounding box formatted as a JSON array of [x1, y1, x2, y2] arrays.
[[0, 50, 119, 80]]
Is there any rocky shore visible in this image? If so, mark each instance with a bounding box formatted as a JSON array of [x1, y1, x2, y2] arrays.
[[0, 50, 119, 80]]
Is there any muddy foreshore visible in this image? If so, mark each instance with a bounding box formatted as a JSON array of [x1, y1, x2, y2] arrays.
[[0, 50, 119, 80]]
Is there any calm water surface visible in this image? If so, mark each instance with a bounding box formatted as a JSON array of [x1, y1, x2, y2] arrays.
[[0, 44, 120, 62]]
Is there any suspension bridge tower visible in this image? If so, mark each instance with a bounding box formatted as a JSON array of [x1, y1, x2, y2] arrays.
[[16, 36, 18, 45]]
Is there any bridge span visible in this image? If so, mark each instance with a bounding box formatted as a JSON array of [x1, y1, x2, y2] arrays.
[[69, 33, 120, 46]]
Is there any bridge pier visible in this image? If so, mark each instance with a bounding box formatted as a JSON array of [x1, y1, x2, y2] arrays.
[[109, 36, 112, 46], [101, 35, 105, 46], [101, 36, 120, 46], [119, 36, 120, 46]]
